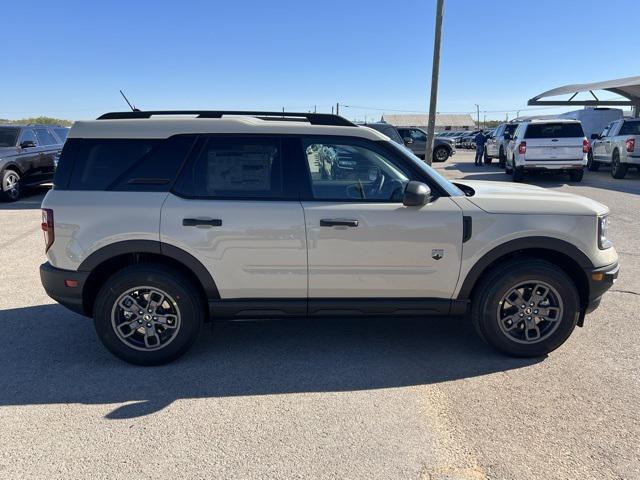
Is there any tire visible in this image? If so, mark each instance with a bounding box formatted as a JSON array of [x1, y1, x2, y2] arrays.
[[483, 150, 492, 164], [587, 151, 600, 171], [93, 264, 205, 365], [498, 147, 506, 168], [569, 168, 584, 182], [433, 146, 450, 162], [512, 167, 524, 182], [611, 150, 628, 179], [471, 258, 580, 357], [0, 169, 21, 202]]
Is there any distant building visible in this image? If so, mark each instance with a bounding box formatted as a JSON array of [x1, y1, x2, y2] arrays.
[[381, 113, 476, 131]]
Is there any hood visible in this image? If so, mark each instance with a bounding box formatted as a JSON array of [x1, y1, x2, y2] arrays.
[[454, 180, 608, 216], [0, 146, 18, 158]]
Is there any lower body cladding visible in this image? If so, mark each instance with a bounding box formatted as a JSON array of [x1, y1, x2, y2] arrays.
[[207, 298, 468, 320], [40, 260, 616, 322]]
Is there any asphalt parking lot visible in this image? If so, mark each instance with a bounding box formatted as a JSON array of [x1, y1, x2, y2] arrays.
[[0, 151, 638, 480]]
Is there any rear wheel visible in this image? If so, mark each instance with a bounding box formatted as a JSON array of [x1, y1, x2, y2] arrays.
[[569, 168, 584, 182], [587, 151, 600, 171], [0, 169, 21, 202], [472, 259, 580, 357], [498, 147, 506, 168], [512, 167, 524, 182], [611, 150, 628, 179], [93, 264, 205, 365], [433, 146, 450, 162]]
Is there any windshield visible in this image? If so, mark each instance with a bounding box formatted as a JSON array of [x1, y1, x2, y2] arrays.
[[0, 127, 19, 147], [386, 141, 464, 197]]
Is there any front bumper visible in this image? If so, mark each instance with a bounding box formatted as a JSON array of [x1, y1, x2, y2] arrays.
[[40, 262, 89, 316], [584, 261, 619, 314]]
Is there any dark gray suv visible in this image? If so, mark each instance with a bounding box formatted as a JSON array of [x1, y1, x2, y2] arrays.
[[0, 124, 68, 201]]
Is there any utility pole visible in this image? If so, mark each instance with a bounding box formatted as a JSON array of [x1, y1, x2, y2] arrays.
[[475, 104, 480, 129], [483, 114, 486, 128], [336, 102, 340, 115], [424, 0, 445, 166]]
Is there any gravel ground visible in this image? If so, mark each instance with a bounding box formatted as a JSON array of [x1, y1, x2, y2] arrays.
[[0, 151, 638, 479]]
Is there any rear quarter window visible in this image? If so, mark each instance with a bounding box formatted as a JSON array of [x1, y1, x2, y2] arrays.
[[525, 123, 585, 139], [56, 136, 195, 191], [619, 121, 640, 136]]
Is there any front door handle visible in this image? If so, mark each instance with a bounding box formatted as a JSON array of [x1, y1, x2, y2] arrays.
[[183, 218, 222, 227], [320, 219, 358, 227]]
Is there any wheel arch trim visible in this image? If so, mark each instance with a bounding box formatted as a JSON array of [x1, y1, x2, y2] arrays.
[[78, 240, 220, 299], [457, 236, 593, 300]]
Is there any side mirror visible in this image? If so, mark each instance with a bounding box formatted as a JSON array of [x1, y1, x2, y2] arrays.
[[503, 133, 511, 140], [20, 140, 36, 149], [403, 181, 431, 207], [403, 137, 414, 145], [591, 133, 600, 140]]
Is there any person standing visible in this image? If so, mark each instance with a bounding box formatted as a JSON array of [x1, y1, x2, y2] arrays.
[[474, 131, 487, 166]]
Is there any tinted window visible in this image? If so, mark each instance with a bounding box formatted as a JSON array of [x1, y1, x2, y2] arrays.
[[303, 139, 409, 201], [0, 127, 19, 147], [619, 121, 640, 136], [35, 127, 59, 146], [66, 139, 160, 190], [407, 129, 427, 142], [174, 137, 284, 199], [504, 124, 518, 135], [525, 123, 584, 139], [53, 127, 69, 142], [19, 129, 37, 145]]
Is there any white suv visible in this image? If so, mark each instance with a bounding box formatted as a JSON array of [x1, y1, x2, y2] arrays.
[[40, 111, 618, 365], [505, 119, 589, 182]]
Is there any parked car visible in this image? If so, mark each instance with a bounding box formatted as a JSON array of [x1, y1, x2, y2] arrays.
[[505, 119, 588, 182], [485, 123, 519, 167], [40, 110, 618, 365], [396, 127, 456, 162], [590, 118, 640, 178], [461, 131, 480, 149], [0, 124, 67, 201]]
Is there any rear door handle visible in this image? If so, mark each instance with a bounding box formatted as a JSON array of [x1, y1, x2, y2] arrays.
[[320, 219, 358, 227], [183, 218, 222, 227]]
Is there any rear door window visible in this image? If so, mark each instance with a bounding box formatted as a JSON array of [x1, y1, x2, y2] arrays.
[[34, 127, 59, 146], [524, 123, 585, 139], [173, 136, 293, 200]]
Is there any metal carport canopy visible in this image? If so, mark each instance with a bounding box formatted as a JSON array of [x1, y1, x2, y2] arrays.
[[528, 76, 640, 114]]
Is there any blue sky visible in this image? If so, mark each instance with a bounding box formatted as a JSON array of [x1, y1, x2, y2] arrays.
[[1, 0, 637, 122]]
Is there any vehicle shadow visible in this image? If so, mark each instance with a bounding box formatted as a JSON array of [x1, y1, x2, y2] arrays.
[[0, 304, 541, 419], [0, 185, 50, 210]]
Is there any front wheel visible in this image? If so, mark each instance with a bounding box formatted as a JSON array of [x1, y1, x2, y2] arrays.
[[433, 146, 450, 162], [0, 169, 21, 202], [483, 149, 492, 164], [587, 151, 600, 171], [93, 264, 205, 365], [471, 259, 580, 357]]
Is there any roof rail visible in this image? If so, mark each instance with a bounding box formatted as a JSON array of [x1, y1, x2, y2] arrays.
[[96, 110, 356, 127]]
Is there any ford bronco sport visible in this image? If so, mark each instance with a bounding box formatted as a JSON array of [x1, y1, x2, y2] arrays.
[[40, 111, 619, 365]]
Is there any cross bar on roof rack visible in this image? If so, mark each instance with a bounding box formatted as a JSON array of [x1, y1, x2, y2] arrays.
[[96, 110, 356, 127]]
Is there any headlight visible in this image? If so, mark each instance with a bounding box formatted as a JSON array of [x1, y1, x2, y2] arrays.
[[598, 215, 612, 250]]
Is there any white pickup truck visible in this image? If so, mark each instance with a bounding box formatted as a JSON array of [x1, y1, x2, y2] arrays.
[[590, 118, 640, 179]]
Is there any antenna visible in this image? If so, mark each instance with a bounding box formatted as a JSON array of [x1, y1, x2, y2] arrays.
[[119, 90, 140, 112]]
